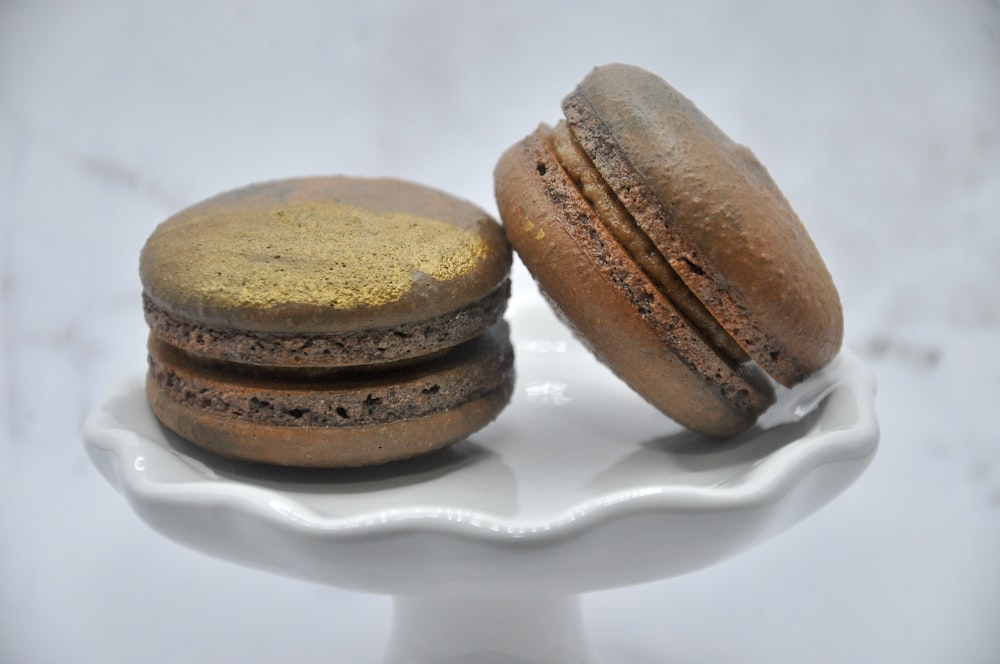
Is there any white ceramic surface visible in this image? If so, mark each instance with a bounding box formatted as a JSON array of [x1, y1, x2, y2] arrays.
[[83, 295, 877, 662]]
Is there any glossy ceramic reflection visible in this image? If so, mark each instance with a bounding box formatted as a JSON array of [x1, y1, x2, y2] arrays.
[[84, 293, 878, 663]]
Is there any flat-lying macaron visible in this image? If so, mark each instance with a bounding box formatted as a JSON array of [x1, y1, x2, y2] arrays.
[[141, 176, 514, 467], [494, 63, 842, 437]]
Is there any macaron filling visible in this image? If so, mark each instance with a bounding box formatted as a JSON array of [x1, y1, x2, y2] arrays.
[[547, 121, 748, 365]]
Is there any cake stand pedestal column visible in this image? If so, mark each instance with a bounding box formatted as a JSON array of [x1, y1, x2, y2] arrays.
[[383, 593, 598, 664]]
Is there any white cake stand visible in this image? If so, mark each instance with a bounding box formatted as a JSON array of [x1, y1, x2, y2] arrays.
[[84, 295, 878, 663]]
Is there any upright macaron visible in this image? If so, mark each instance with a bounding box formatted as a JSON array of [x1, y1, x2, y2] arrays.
[[494, 63, 842, 437], [141, 176, 513, 467]]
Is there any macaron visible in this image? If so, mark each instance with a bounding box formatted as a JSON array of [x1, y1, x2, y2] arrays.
[[140, 176, 514, 467], [494, 63, 842, 437]]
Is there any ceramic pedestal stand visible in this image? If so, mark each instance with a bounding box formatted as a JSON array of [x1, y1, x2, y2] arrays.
[[84, 298, 878, 663]]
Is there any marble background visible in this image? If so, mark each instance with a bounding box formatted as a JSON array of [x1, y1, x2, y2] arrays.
[[2, 0, 998, 661]]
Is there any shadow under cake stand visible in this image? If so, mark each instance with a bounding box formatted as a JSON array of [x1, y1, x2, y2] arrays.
[[83, 297, 878, 663]]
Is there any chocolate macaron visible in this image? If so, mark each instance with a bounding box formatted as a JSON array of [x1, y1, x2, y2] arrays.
[[141, 176, 513, 467], [494, 64, 842, 437]]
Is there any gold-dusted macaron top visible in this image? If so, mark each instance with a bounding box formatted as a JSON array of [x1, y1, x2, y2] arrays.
[[141, 177, 511, 333], [151, 201, 488, 310]]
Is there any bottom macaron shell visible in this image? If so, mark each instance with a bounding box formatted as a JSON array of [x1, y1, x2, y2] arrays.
[[495, 130, 773, 437], [146, 379, 513, 468]]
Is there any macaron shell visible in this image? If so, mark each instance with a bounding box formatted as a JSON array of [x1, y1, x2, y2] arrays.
[[495, 128, 774, 437], [147, 383, 513, 468], [140, 177, 512, 334], [565, 64, 843, 386]]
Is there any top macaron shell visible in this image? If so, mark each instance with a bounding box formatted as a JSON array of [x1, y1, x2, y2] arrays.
[[140, 177, 512, 335], [563, 64, 843, 386]]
